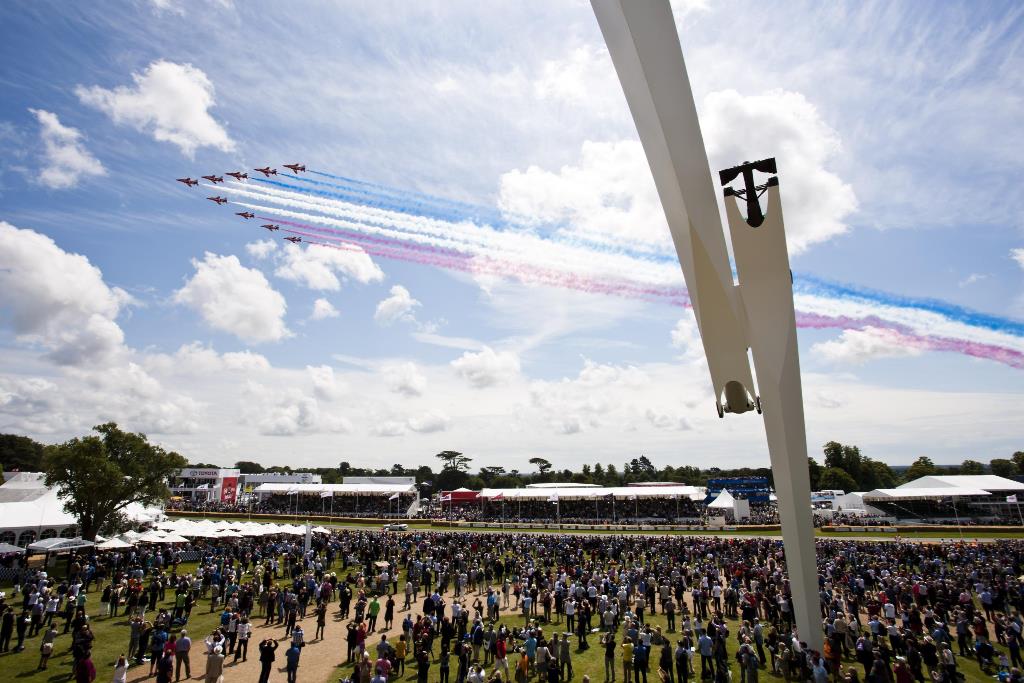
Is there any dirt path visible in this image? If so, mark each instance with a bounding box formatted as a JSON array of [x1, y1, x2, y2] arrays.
[[207, 585, 513, 683]]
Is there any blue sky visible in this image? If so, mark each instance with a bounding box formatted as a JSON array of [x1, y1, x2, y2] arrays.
[[0, 0, 1022, 471]]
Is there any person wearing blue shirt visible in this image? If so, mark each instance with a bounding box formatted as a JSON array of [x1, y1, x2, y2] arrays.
[[285, 643, 301, 683]]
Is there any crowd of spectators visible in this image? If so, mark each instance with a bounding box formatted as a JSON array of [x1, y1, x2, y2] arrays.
[[1, 528, 1022, 683]]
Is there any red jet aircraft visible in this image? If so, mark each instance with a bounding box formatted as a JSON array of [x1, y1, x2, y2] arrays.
[[176, 177, 199, 187], [207, 196, 228, 205], [226, 171, 248, 181], [202, 175, 224, 184], [261, 224, 280, 231], [254, 167, 277, 177], [283, 163, 305, 174], [284, 236, 302, 243], [235, 212, 255, 219]]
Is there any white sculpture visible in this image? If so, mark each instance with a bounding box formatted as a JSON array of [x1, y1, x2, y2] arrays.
[[592, 0, 822, 652]]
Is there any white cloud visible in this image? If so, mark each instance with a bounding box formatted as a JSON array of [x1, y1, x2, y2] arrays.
[[310, 298, 339, 321], [383, 362, 427, 397], [374, 285, 420, 325], [434, 76, 459, 93], [702, 89, 858, 254], [407, 410, 451, 434], [670, 314, 706, 364], [29, 109, 106, 189], [371, 420, 406, 437], [451, 346, 521, 388], [957, 273, 987, 288], [174, 252, 290, 343], [244, 382, 350, 436], [500, 86, 855, 255], [246, 240, 277, 260], [145, 342, 270, 375], [274, 243, 383, 291], [307, 364, 345, 401], [0, 222, 129, 365], [499, 140, 670, 248], [812, 327, 924, 365], [1012, 248, 1024, 270], [75, 60, 234, 157], [645, 408, 692, 431]]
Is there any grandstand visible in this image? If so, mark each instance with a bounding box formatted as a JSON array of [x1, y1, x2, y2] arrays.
[[467, 484, 706, 523], [248, 478, 419, 518]]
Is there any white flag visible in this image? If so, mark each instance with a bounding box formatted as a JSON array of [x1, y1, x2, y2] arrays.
[[320, 490, 332, 498], [1008, 494, 1018, 503], [389, 493, 400, 501], [549, 493, 559, 503], [286, 488, 299, 495]]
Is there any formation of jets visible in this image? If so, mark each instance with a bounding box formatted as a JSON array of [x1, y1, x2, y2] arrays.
[[179, 164, 308, 246]]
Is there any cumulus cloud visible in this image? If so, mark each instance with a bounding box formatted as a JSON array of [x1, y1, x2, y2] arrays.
[[451, 346, 521, 388], [174, 252, 290, 343], [246, 240, 277, 260], [670, 314, 706, 364], [406, 410, 451, 434], [374, 285, 420, 325], [145, 342, 270, 375], [0, 222, 129, 365], [307, 364, 345, 401], [1012, 248, 1024, 270], [500, 86, 855, 255], [310, 298, 339, 321], [244, 382, 350, 436], [371, 420, 406, 437], [644, 408, 692, 431], [812, 327, 924, 365], [29, 109, 106, 189], [383, 362, 427, 397], [499, 140, 669, 247], [75, 60, 234, 157], [274, 243, 383, 291], [702, 89, 857, 254]]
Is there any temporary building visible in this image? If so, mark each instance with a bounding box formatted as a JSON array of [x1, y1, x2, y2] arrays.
[[706, 489, 736, 509]]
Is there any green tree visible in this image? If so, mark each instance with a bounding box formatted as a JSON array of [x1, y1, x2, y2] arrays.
[[807, 457, 822, 491], [989, 458, 1017, 478], [864, 460, 897, 489], [43, 423, 187, 540], [529, 457, 553, 475], [823, 441, 863, 486], [435, 450, 471, 472], [958, 459, 985, 475], [234, 460, 264, 474], [0, 434, 46, 472], [818, 467, 858, 492], [904, 456, 939, 483], [1012, 451, 1024, 472]]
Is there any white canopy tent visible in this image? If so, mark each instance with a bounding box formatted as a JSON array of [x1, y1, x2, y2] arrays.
[[27, 537, 94, 553], [706, 489, 736, 509], [253, 482, 416, 499]]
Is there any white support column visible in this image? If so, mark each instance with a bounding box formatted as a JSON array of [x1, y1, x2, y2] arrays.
[[725, 187, 822, 651], [592, 0, 822, 652]]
